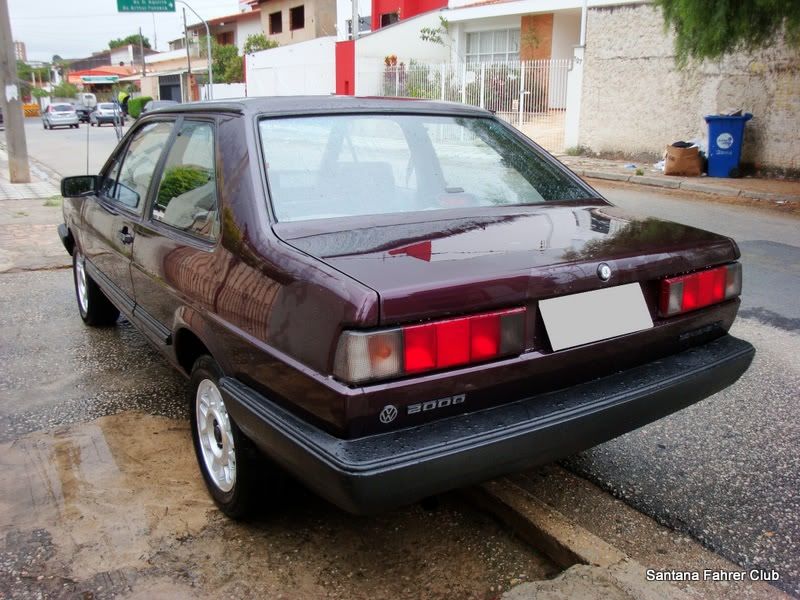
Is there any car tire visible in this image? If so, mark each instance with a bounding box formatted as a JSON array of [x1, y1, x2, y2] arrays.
[[73, 250, 120, 326], [190, 355, 262, 519]]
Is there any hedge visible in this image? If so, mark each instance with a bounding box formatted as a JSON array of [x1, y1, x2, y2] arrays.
[[128, 96, 152, 118]]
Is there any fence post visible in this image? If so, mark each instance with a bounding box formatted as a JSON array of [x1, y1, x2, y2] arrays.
[[479, 63, 485, 109], [518, 61, 526, 127], [461, 63, 467, 104], [440, 64, 446, 100], [395, 66, 400, 95]]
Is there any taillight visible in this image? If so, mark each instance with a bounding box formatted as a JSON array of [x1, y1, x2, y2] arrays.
[[659, 263, 741, 317], [333, 308, 525, 385]]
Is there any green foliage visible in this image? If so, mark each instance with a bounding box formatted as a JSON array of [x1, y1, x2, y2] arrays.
[[52, 81, 78, 98], [200, 37, 245, 83], [109, 34, 151, 49], [30, 88, 49, 99], [157, 166, 210, 209], [127, 96, 152, 118], [635, 168, 645, 176], [655, 0, 800, 65], [43, 196, 62, 207], [243, 33, 278, 54], [565, 146, 589, 156], [16, 60, 50, 100], [420, 16, 450, 46]]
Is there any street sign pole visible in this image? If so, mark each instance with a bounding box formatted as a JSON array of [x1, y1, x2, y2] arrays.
[[0, 0, 30, 183], [177, 0, 212, 99], [116, 0, 211, 100]]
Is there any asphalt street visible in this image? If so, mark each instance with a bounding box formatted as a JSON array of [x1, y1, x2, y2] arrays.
[[3, 121, 799, 596], [569, 182, 800, 596], [19, 119, 127, 178]]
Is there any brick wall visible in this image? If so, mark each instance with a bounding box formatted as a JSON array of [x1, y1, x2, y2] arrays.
[[520, 14, 553, 61]]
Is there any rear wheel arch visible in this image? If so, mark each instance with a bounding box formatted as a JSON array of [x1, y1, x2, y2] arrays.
[[174, 327, 214, 377]]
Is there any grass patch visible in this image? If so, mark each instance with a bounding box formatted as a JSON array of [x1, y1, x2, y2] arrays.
[[565, 146, 590, 157], [43, 196, 63, 207], [635, 168, 645, 176], [13, 211, 29, 218]]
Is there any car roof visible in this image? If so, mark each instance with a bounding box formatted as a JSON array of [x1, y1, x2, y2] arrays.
[[143, 95, 494, 118]]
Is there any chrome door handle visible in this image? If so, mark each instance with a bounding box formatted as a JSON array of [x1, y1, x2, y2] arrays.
[[117, 229, 134, 245]]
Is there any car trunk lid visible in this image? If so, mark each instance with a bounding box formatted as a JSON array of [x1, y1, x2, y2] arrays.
[[274, 203, 738, 329]]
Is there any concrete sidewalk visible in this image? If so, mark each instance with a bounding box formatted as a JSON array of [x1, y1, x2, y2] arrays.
[[0, 147, 60, 201], [559, 155, 800, 205]]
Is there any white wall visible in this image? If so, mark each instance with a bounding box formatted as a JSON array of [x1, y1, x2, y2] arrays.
[[236, 17, 265, 52], [202, 82, 247, 100], [551, 10, 580, 60], [246, 36, 336, 96]]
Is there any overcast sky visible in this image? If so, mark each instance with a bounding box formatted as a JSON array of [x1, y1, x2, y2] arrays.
[[9, 0, 245, 62]]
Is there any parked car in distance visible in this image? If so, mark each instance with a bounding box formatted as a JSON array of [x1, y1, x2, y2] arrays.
[[90, 102, 125, 127], [58, 97, 755, 519], [74, 103, 95, 123], [140, 99, 179, 116], [42, 103, 79, 129]]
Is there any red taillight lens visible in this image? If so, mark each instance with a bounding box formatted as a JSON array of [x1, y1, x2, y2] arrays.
[[334, 308, 526, 384], [659, 263, 741, 317]]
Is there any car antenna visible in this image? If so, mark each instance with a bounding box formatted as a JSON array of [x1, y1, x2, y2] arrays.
[[85, 111, 90, 175]]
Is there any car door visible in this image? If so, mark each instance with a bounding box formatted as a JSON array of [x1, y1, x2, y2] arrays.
[[131, 117, 221, 345], [81, 120, 175, 314]]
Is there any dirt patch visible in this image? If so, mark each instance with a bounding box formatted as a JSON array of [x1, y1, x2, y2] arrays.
[[0, 413, 558, 599]]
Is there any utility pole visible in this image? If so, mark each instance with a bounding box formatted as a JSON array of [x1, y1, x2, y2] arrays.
[[0, 0, 30, 182], [139, 26, 146, 76], [183, 8, 192, 102]]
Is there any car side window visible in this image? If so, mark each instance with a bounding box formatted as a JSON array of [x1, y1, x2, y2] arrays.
[[112, 121, 174, 210], [152, 121, 218, 239]]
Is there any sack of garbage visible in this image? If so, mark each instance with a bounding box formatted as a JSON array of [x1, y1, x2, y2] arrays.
[[664, 143, 702, 176]]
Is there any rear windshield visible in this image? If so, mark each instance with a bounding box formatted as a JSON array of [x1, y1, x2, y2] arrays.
[[52, 104, 74, 112], [98, 103, 115, 109], [258, 114, 594, 222]]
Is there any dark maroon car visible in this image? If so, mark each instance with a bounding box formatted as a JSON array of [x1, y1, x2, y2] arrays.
[[58, 97, 754, 517]]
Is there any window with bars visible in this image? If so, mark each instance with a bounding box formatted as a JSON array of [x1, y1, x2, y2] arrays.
[[465, 29, 520, 63]]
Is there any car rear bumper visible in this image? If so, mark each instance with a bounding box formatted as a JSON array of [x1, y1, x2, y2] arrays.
[[221, 334, 755, 514]]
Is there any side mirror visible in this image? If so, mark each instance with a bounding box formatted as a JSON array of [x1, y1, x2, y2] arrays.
[[61, 175, 98, 198]]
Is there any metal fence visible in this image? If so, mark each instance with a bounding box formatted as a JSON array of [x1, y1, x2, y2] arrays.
[[360, 59, 572, 153]]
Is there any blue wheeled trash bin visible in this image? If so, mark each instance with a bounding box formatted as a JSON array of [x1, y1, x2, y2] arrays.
[[704, 113, 752, 177]]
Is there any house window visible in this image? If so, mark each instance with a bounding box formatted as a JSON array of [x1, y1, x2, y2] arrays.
[[290, 5, 305, 31], [465, 29, 520, 63], [380, 12, 399, 28], [269, 11, 282, 34], [215, 31, 234, 46]]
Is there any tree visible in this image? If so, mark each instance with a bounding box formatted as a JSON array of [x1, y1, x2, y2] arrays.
[[109, 34, 151, 49], [243, 33, 278, 54], [655, 0, 800, 65], [52, 81, 79, 99], [200, 37, 244, 83]]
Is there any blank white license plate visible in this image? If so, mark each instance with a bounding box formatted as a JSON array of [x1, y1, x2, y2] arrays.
[[539, 283, 653, 351]]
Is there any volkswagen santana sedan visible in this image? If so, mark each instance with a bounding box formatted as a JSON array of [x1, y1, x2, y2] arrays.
[[58, 97, 754, 518]]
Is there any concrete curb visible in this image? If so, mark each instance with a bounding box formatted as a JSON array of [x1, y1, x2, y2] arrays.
[[571, 168, 800, 204], [468, 479, 691, 600]]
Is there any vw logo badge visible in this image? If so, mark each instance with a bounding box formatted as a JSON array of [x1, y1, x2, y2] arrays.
[[597, 263, 612, 281], [379, 405, 398, 424]]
